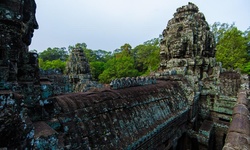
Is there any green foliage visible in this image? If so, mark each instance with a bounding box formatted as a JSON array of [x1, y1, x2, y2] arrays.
[[87, 50, 112, 80], [68, 43, 113, 63], [99, 44, 139, 83], [115, 56, 138, 77], [38, 47, 68, 72], [98, 56, 139, 83], [39, 58, 66, 72], [143, 38, 160, 45], [97, 39, 160, 83], [38, 38, 161, 81], [214, 24, 249, 71], [90, 61, 105, 81], [242, 62, 250, 74], [210, 22, 235, 44], [98, 58, 117, 83], [37, 21, 250, 83], [244, 27, 250, 56], [132, 38, 160, 75], [39, 47, 68, 61], [120, 43, 132, 55], [68, 43, 87, 52], [211, 22, 250, 73], [95, 50, 112, 62]]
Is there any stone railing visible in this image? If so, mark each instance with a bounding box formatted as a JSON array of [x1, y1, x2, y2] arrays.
[[39, 69, 63, 76], [222, 90, 250, 150], [110, 76, 156, 90]]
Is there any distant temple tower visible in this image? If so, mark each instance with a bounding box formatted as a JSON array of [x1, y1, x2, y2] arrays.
[[65, 47, 102, 92], [66, 47, 91, 75]]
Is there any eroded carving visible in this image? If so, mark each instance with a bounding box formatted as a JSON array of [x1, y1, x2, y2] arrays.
[[0, 0, 38, 82], [160, 2, 215, 71]]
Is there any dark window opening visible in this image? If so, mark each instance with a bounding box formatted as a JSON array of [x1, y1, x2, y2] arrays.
[[219, 118, 230, 122], [178, 26, 183, 32], [0, 49, 3, 60], [222, 133, 227, 146]]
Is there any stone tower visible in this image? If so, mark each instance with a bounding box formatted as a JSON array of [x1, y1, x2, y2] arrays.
[[65, 47, 102, 92], [66, 47, 91, 75], [0, 0, 40, 148], [0, 0, 39, 83], [159, 2, 217, 79], [157, 3, 249, 150]]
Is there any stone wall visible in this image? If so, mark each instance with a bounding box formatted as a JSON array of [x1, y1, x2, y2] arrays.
[[0, 91, 34, 149], [223, 90, 250, 150], [34, 80, 190, 149], [219, 72, 241, 96]]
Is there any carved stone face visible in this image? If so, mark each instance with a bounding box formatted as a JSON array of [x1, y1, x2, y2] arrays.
[[160, 2, 216, 62], [166, 25, 186, 59], [168, 39, 183, 58], [0, 0, 39, 82], [0, 0, 38, 46], [22, 0, 39, 46]]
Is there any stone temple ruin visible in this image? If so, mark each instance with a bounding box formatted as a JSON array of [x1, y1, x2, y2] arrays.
[[0, 1, 249, 150], [65, 47, 103, 92]]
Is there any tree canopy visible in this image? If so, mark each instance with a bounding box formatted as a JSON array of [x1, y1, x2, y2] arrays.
[[132, 38, 160, 75], [211, 22, 250, 73], [38, 47, 69, 72], [98, 43, 138, 83], [36, 22, 250, 84], [39, 47, 68, 61], [39, 58, 66, 72]]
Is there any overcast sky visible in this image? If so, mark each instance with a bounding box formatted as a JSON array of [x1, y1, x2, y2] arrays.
[[30, 0, 250, 52]]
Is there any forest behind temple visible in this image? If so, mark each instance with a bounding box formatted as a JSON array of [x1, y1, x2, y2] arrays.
[[35, 22, 250, 83]]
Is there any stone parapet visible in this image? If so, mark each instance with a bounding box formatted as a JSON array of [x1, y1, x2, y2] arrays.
[[223, 90, 250, 150], [39, 80, 189, 149], [110, 76, 156, 89]]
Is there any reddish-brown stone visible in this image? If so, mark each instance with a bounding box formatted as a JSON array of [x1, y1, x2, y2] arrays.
[[34, 121, 57, 139]]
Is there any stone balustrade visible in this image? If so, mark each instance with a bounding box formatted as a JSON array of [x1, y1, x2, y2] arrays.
[[223, 90, 250, 150], [110, 76, 157, 90]]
